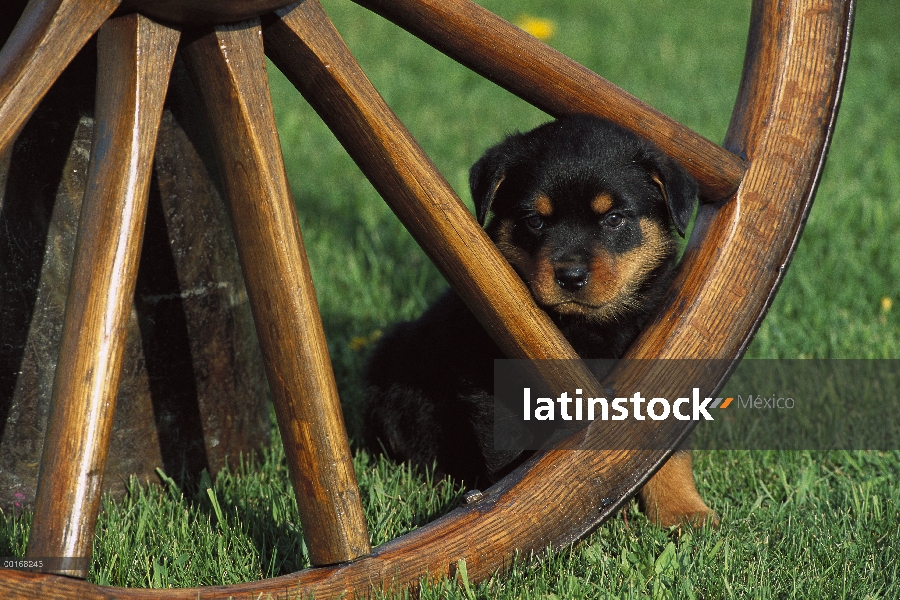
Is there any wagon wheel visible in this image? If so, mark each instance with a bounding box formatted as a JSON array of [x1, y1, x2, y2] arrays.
[[0, 0, 852, 596]]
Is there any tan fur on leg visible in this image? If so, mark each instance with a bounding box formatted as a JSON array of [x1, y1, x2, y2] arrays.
[[638, 451, 717, 527]]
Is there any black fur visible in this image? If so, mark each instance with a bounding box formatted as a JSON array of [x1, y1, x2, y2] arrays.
[[363, 115, 698, 486]]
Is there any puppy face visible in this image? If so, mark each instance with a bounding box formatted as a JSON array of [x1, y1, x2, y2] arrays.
[[470, 116, 698, 324]]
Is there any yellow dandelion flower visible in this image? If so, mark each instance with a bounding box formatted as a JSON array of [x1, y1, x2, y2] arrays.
[[881, 296, 893, 313], [515, 14, 556, 41]]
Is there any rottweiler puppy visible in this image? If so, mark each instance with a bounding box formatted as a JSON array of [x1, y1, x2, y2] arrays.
[[363, 115, 714, 526]]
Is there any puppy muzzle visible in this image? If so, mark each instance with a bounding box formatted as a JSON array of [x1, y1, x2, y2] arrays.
[[554, 263, 589, 292]]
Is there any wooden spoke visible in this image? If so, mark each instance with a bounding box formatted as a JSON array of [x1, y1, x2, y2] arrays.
[[264, 0, 610, 410], [0, 0, 122, 157], [180, 20, 371, 566], [265, 1, 570, 361], [24, 14, 179, 578], [352, 0, 747, 203]]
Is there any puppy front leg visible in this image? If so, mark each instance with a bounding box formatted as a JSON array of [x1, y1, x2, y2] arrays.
[[637, 450, 717, 527]]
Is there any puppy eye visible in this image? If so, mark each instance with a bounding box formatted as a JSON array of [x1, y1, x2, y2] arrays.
[[524, 215, 545, 230], [602, 213, 625, 229]]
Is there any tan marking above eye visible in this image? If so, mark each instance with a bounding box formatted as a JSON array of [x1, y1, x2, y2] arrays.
[[534, 194, 553, 217], [591, 193, 614, 215]]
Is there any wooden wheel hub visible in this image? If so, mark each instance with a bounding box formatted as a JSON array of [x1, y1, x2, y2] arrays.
[[118, 0, 295, 25], [0, 0, 854, 597]]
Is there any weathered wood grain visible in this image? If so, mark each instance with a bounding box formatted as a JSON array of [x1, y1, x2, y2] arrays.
[[180, 19, 371, 566], [24, 14, 179, 577], [0, 0, 121, 157]]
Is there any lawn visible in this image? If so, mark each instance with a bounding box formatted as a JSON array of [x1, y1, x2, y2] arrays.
[[2, 0, 899, 596]]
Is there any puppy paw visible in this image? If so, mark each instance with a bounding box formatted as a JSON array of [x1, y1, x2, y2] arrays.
[[646, 498, 719, 529], [638, 451, 718, 529]]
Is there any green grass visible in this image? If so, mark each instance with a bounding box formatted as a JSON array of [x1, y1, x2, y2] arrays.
[[3, 0, 899, 596]]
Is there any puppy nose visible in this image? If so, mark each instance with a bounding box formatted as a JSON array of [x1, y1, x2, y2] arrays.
[[554, 264, 589, 291]]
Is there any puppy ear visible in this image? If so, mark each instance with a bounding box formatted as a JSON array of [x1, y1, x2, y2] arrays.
[[469, 134, 530, 226], [469, 157, 504, 226], [643, 153, 698, 237]]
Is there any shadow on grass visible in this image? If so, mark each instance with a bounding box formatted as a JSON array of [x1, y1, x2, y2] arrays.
[[156, 434, 466, 578]]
